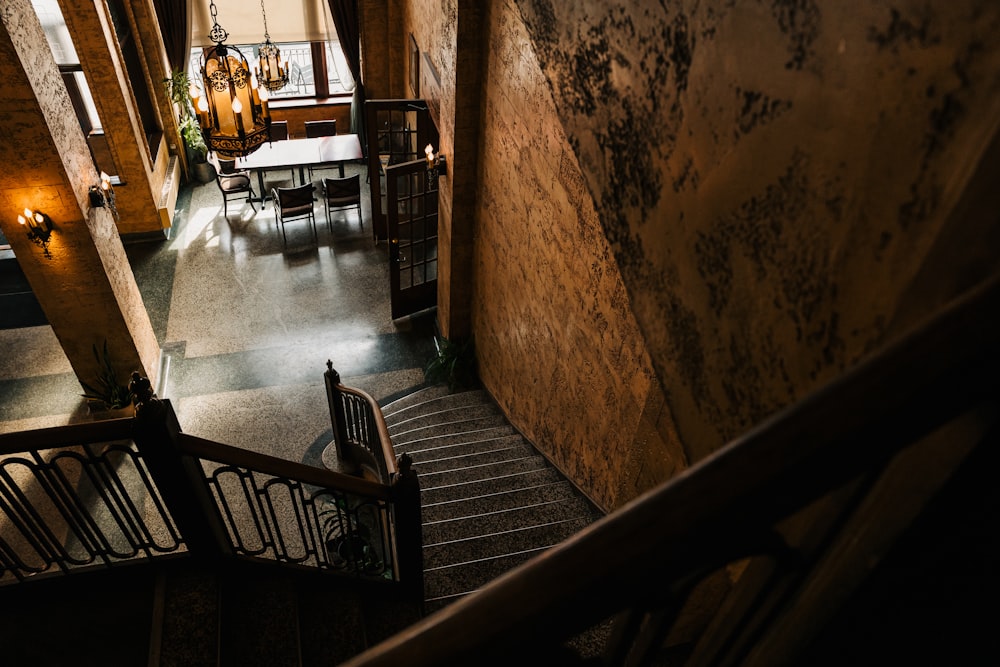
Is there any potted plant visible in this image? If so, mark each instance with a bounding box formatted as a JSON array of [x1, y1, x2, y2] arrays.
[[80, 341, 134, 417], [317, 499, 384, 575], [164, 68, 215, 183], [424, 335, 477, 392]]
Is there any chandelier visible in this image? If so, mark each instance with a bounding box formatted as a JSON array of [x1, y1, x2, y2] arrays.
[[255, 0, 288, 92], [191, 0, 271, 159]]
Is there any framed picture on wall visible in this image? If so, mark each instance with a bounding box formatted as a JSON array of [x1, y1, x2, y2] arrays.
[[409, 33, 420, 97]]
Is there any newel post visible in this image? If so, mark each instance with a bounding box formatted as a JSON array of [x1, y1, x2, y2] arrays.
[[325, 360, 351, 463], [392, 452, 424, 602], [129, 373, 231, 560]]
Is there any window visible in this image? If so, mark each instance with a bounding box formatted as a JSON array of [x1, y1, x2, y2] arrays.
[[188, 39, 354, 101]]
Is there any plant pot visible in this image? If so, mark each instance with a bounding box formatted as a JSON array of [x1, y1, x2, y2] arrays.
[[191, 160, 216, 184]]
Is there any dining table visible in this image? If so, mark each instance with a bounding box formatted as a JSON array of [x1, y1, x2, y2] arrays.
[[236, 133, 364, 203]]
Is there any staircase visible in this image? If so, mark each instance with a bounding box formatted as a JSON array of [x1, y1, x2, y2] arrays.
[[381, 386, 604, 612], [0, 386, 602, 666]]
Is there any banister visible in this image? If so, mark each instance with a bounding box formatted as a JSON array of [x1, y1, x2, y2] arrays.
[[338, 384, 399, 478], [0, 416, 134, 455], [177, 433, 392, 499], [339, 274, 1000, 667]]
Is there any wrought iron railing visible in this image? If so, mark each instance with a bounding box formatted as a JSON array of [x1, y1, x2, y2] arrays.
[[0, 419, 184, 584], [0, 366, 421, 596]]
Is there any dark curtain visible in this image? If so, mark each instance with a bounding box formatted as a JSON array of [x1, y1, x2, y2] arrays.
[[152, 0, 189, 72], [327, 0, 366, 153]]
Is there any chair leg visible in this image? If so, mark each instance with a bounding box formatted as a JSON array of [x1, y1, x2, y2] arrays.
[[247, 191, 257, 212]]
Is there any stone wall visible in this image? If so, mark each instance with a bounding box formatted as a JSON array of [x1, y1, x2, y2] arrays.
[[472, 0, 686, 510], [515, 0, 1000, 461]]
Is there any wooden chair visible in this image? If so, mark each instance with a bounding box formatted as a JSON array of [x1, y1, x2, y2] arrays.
[[269, 120, 289, 141], [272, 183, 317, 247], [322, 175, 363, 235], [306, 120, 339, 181], [264, 120, 295, 188], [215, 159, 256, 217], [304, 119, 337, 138]]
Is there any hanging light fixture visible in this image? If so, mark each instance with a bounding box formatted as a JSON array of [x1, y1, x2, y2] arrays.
[[190, 0, 271, 159], [255, 0, 288, 92]]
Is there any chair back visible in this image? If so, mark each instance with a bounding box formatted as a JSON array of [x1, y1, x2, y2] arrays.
[[217, 159, 238, 174], [305, 120, 337, 138], [270, 120, 289, 141], [323, 175, 361, 204], [274, 183, 316, 219]]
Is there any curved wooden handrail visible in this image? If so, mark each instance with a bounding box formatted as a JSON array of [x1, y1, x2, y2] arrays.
[[336, 383, 399, 479], [177, 433, 392, 500], [339, 274, 1000, 667]]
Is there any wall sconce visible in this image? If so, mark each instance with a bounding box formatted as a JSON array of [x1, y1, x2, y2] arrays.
[[17, 208, 53, 259], [424, 143, 447, 188], [88, 171, 117, 218]]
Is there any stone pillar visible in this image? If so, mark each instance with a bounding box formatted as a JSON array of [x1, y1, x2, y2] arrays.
[[436, 0, 483, 340], [57, 0, 167, 236], [0, 0, 160, 392]]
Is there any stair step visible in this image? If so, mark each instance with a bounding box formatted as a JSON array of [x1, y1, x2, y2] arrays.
[[408, 435, 536, 472], [412, 440, 536, 474], [296, 581, 369, 666], [422, 496, 598, 544], [390, 414, 513, 445], [424, 546, 554, 600], [220, 572, 300, 667], [383, 389, 492, 427], [421, 480, 578, 523], [421, 467, 565, 505], [393, 424, 517, 453], [158, 565, 220, 667], [419, 454, 550, 488], [380, 385, 452, 416], [424, 516, 590, 569], [388, 402, 501, 435]]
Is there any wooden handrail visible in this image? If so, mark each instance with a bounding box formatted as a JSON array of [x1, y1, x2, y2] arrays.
[[177, 432, 392, 499], [338, 383, 399, 479], [339, 275, 1000, 667], [0, 416, 134, 455]]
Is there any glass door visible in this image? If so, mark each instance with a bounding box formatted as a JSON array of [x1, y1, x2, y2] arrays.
[[385, 160, 438, 319]]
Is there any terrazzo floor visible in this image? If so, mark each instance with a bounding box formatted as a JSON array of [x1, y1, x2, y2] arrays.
[[0, 162, 437, 468]]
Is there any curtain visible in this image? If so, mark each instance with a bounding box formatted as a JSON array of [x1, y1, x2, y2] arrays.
[[327, 0, 365, 150], [152, 0, 189, 72]]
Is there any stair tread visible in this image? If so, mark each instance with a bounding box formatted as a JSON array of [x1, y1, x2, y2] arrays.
[[390, 414, 513, 444], [387, 403, 501, 434], [421, 467, 565, 505], [393, 425, 518, 453], [383, 389, 492, 426], [418, 454, 550, 487], [413, 441, 536, 474], [380, 385, 454, 415], [424, 516, 591, 569], [422, 496, 599, 544], [424, 546, 554, 599], [220, 573, 300, 667], [421, 481, 579, 523]]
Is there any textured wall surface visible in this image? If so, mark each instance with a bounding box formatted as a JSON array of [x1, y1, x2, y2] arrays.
[[0, 0, 159, 389], [472, 0, 686, 510], [515, 0, 1000, 460]]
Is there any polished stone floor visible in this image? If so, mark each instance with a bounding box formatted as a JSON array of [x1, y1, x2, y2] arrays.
[[0, 162, 436, 467]]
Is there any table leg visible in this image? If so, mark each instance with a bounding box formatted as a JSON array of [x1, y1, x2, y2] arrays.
[[338, 162, 345, 178], [256, 169, 266, 204]]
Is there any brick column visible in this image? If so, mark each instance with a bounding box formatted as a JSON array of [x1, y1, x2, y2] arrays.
[[0, 1, 160, 391]]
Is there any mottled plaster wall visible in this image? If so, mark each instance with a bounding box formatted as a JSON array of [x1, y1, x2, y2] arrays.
[[473, 0, 686, 510], [516, 0, 1000, 461]]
